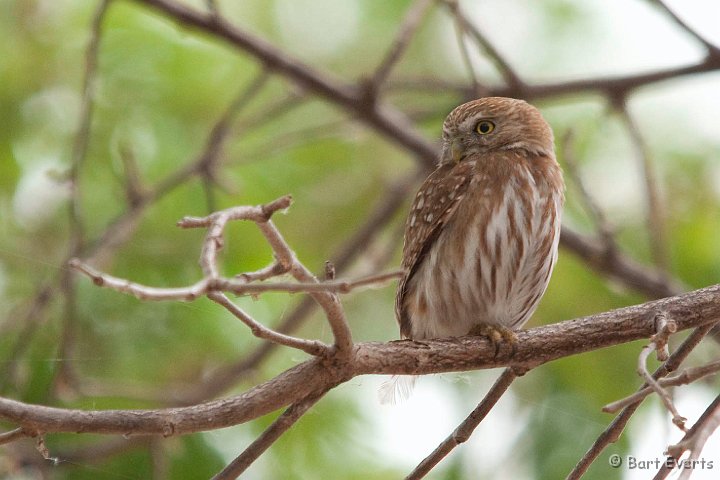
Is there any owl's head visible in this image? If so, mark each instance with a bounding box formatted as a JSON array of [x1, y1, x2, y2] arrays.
[[439, 97, 554, 165]]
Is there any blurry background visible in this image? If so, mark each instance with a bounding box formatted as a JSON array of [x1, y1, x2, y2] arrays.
[[1, 0, 719, 478]]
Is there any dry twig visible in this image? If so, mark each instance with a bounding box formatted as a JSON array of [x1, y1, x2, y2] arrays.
[[636, 312, 686, 431], [654, 394, 720, 480], [603, 359, 720, 414]]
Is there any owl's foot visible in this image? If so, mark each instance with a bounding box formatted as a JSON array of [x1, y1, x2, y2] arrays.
[[468, 324, 517, 357]]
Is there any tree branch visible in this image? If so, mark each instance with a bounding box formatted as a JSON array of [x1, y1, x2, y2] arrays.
[[653, 393, 720, 480], [212, 389, 328, 480], [133, 0, 438, 167], [567, 322, 717, 479], [406, 368, 519, 479], [1, 283, 718, 437], [603, 359, 720, 414]]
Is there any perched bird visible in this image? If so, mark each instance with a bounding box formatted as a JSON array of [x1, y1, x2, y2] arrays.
[[380, 97, 564, 403]]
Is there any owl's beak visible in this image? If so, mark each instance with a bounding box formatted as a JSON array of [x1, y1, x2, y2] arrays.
[[451, 137, 465, 163]]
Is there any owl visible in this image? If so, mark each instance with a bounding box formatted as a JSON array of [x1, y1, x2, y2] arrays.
[[382, 97, 564, 402]]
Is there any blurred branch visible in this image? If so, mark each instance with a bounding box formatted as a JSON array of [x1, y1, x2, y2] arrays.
[[652, 0, 720, 59], [616, 100, 670, 272], [84, 72, 292, 268], [561, 130, 618, 253], [68, 0, 112, 241], [198, 68, 271, 177], [560, 228, 683, 299], [212, 389, 327, 480], [54, 0, 114, 396], [0, 284, 54, 391], [0, 50, 280, 385], [409, 54, 720, 101], [443, 0, 526, 92], [406, 368, 519, 479], [133, 0, 438, 167], [567, 322, 717, 480], [449, 4, 482, 95]]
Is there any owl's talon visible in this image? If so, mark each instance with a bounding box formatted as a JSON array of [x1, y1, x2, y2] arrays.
[[468, 324, 517, 358]]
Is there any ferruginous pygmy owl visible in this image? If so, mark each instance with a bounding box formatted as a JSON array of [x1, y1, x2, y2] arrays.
[[380, 97, 564, 403]]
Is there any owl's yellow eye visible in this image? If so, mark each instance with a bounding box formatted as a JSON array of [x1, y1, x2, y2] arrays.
[[475, 120, 495, 135]]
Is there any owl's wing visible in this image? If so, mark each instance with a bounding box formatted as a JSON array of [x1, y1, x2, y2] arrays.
[[395, 160, 475, 337]]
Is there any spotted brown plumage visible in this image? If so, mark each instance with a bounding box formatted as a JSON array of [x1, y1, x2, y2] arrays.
[[387, 98, 564, 401]]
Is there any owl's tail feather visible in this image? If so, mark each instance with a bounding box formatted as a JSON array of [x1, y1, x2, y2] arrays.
[[378, 375, 417, 405]]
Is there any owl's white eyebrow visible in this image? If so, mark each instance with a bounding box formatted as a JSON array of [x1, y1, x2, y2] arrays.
[[459, 116, 481, 132]]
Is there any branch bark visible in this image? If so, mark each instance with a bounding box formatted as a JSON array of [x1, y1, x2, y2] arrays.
[[1, 283, 718, 437]]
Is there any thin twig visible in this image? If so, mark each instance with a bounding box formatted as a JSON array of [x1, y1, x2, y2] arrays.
[[0, 427, 26, 445], [603, 359, 720, 413], [207, 292, 328, 356], [443, 0, 525, 91], [566, 322, 716, 480], [637, 334, 687, 431], [212, 389, 327, 480], [177, 196, 292, 229], [70, 258, 401, 299], [449, 3, 482, 94], [254, 220, 354, 355], [406, 368, 518, 479], [653, 393, 720, 480]]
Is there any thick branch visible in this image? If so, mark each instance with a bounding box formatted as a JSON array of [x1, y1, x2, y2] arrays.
[[1, 284, 718, 436]]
